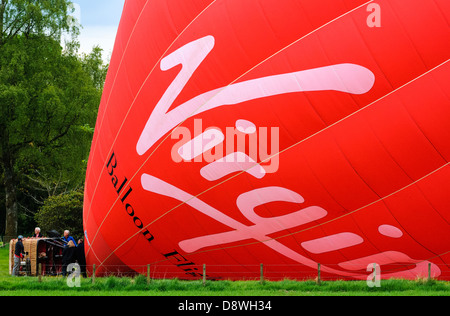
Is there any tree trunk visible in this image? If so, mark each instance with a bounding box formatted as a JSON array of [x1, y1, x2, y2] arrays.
[[4, 162, 18, 243], [1, 122, 18, 244]]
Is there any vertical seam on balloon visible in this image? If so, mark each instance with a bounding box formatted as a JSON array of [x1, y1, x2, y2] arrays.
[[85, 0, 220, 257], [88, 1, 376, 264], [399, 98, 449, 164], [84, 0, 150, 225], [412, 175, 450, 227], [432, 0, 450, 28], [411, 185, 450, 257], [85, 242, 102, 267], [348, 9, 394, 91], [95, 58, 449, 270], [283, 0, 330, 129], [385, 0, 430, 71], [289, 151, 349, 256], [296, 153, 360, 260], [330, 139, 386, 261], [362, 113, 415, 182]]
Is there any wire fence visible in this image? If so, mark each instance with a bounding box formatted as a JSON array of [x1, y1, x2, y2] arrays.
[[2, 238, 449, 282], [1, 261, 449, 282], [90, 263, 450, 281]]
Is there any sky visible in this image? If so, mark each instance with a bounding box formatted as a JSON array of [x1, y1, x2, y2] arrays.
[[70, 0, 126, 61]]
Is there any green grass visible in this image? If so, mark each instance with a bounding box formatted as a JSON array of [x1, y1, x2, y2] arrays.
[[1, 245, 449, 296]]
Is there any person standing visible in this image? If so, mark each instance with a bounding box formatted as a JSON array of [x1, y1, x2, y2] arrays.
[[12, 236, 26, 276], [62, 230, 76, 247], [62, 240, 77, 277], [76, 238, 87, 278], [32, 227, 43, 238]]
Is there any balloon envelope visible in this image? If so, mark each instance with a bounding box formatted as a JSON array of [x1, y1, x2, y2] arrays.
[[84, 0, 450, 280]]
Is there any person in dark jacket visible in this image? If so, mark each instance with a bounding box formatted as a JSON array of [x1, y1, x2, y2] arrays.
[[62, 240, 77, 277], [76, 238, 87, 278], [12, 236, 26, 276]]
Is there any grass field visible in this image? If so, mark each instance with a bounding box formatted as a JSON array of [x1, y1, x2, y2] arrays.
[[1, 245, 449, 296]]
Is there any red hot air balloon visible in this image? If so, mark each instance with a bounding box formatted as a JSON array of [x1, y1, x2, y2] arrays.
[[83, 0, 450, 281]]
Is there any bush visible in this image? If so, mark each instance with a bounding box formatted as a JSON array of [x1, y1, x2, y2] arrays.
[[34, 189, 84, 238]]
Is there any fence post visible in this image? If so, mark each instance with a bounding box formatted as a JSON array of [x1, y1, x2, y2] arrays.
[[92, 264, 96, 284], [428, 262, 431, 282], [38, 263, 42, 283], [260, 263, 264, 285], [317, 263, 321, 285], [147, 264, 151, 285], [203, 264, 206, 286]]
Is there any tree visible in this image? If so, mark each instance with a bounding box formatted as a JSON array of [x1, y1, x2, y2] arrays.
[[82, 45, 108, 91], [0, 0, 78, 47], [0, 0, 103, 242], [34, 189, 84, 238]]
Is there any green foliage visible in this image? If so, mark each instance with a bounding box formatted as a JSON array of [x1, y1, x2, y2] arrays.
[[34, 189, 84, 238], [82, 45, 108, 90], [0, 0, 78, 46], [0, 34, 99, 172], [0, 245, 448, 296], [0, 0, 108, 239]]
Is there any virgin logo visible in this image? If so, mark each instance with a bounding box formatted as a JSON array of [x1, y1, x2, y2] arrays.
[[136, 35, 375, 156], [136, 36, 440, 279]]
